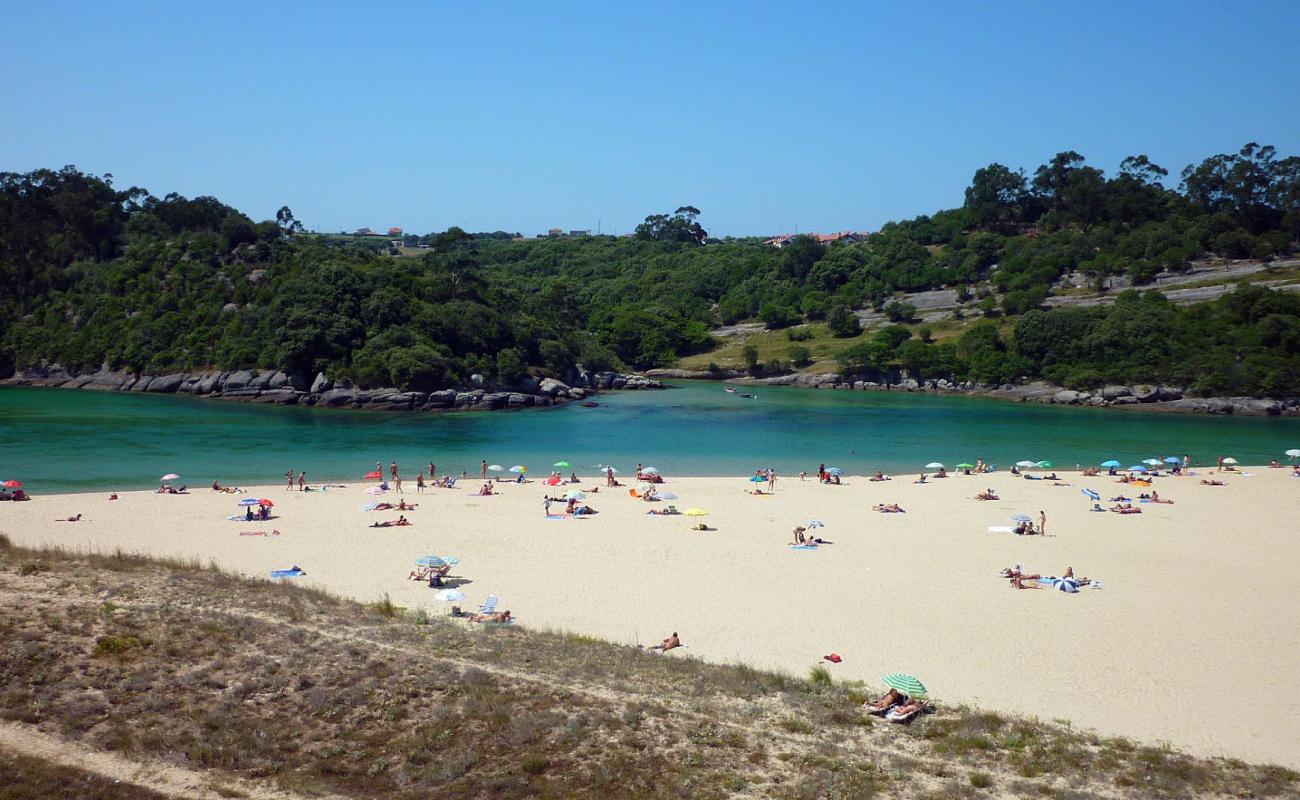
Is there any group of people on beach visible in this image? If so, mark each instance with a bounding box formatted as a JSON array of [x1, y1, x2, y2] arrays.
[[284, 469, 306, 490]]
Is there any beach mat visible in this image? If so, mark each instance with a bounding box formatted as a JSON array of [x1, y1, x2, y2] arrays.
[[788, 544, 818, 550], [987, 526, 1014, 533], [270, 569, 304, 578]]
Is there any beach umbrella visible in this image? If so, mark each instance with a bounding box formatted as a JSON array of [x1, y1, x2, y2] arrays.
[[257, 498, 274, 507], [1286, 449, 1300, 458], [1036, 460, 1054, 468], [433, 589, 466, 603], [1163, 456, 1181, 464], [637, 482, 655, 494], [1055, 578, 1080, 593], [237, 498, 260, 507], [1222, 457, 1238, 465], [748, 475, 766, 482], [1015, 460, 1037, 468], [415, 555, 448, 567], [684, 508, 708, 516], [562, 490, 586, 500], [1010, 514, 1033, 522], [2, 479, 22, 488], [553, 461, 572, 468], [1082, 488, 1100, 501], [881, 673, 927, 698], [655, 492, 678, 500], [641, 466, 660, 474], [826, 467, 844, 476], [955, 463, 974, 469], [1100, 460, 1121, 468], [1142, 458, 1161, 466], [807, 520, 826, 528], [925, 462, 944, 469], [508, 465, 527, 473], [160, 473, 180, 481], [1128, 465, 1148, 473], [488, 464, 504, 472]]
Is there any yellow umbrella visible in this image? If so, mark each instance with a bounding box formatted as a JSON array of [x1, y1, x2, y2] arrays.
[[684, 508, 708, 516]]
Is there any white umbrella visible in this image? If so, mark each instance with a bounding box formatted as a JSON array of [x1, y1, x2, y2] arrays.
[[433, 589, 466, 602], [562, 490, 586, 500], [1015, 460, 1037, 468], [160, 473, 180, 481], [1142, 458, 1161, 466], [1285, 449, 1300, 458], [925, 462, 944, 469], [640, 466, 660, 474], [487, 464, 504, 471], [1222, 457, 1238, 465]]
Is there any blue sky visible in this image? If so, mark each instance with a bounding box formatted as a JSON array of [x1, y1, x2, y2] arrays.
[[3, 1, 1298, 236]]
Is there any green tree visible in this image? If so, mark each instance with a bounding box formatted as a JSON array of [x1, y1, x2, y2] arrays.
[[788, 345, 812, 368], [826, 305, 860, 337], [740, 344, 759, 371]]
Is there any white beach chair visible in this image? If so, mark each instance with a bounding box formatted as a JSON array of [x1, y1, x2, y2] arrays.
[[479, 595, 498, 614]]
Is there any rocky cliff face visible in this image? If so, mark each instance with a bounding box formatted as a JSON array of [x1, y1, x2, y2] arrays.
[[2, 364, 663, 411]]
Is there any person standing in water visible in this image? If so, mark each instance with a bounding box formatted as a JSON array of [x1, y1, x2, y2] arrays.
[[481, 460, 488, 479], [286, 469, 295, 491], [298, 471, 306, 491]]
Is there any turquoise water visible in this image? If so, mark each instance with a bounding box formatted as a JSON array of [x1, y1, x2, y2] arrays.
[[1, 383, 1297, 491]]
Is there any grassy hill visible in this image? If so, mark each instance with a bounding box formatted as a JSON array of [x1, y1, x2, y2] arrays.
[[1, 535, 1295, 799]]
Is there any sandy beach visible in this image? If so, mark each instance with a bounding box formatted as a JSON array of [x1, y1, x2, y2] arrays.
[[4, 465, 1299, 768]]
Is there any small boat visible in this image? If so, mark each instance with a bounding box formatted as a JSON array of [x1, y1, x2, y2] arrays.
[[723, 387, 737, 393], [739, 393, 755, 399], [580, 402, 599, 408]]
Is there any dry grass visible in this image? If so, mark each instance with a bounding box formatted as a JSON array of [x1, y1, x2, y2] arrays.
[[0, 535, 1295, 799], [0, 749, 175, 800]]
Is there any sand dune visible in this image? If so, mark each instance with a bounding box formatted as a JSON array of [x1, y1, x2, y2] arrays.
[[4, 466, 1299, 768]]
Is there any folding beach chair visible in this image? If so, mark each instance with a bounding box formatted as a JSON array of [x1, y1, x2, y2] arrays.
[[479, 595, 498, 614]]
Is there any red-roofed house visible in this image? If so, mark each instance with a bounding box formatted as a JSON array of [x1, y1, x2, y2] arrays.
[[764, 231, 867, 248]]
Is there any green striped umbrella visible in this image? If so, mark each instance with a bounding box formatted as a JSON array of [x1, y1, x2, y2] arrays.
[[553, 461, 572, 468], [955, 463, 975, 469], [1036, 460, 1054, 468], [882, 673, 927, 698]]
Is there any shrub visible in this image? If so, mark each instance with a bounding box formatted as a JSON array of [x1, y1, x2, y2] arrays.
[[786, 327, 815, 341], [827, 305, 861, 338], [788, 346, 812, 368]]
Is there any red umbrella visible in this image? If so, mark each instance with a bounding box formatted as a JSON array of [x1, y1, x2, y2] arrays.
[[2, 480, 21, 488], [258, 498, 274, 507]]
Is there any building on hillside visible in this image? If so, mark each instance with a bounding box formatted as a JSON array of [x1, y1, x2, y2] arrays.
[[547, 227, 564, 237], [763, 231, 868, 247], [355, 227, 377, 236], [568, 229, 591, 237], [388, 227, 403, 236]]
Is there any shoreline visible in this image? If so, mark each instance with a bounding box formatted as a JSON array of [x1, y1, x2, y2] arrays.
[[646, 369, 1300, 416], [5, 470, 1299, 768], [0, 365, 664, 413]]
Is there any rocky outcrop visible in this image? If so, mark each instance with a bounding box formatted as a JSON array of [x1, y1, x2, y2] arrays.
[[2, 363, 660, 414]]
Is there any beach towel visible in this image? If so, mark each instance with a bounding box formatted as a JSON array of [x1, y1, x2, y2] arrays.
[[788, 544, 818, 550], [359, 502, 379, 512], [270, 568, 304, 578], [987, 526, 1015, 533], [226, 514, 247, 521]]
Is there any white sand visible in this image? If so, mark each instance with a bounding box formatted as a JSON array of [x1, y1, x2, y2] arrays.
[[4, 467, 1299, 767]]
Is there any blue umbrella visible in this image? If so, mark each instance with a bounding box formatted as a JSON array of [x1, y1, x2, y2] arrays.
[[748, 475, 766, 482], [1100, 460, 1121, 468], [826, 467, 844, 476], [237, 498, 260, 507], [656, 492, 679, 500], [1082, 488, 1100, 501], [1010, 514, 1033, 523], [1055, 578, 1080, 593], [1163, 456, 1180, 464], [415, 555, 460, 567], [1128, 465, 1148, 473], [807, 519, 826, 528]]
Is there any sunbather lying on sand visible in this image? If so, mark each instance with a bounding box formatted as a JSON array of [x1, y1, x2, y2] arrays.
[[974, 489, 999, 500], [864, 689, 904, 714], [913, 474, 927, 484], [873, 503, 904, 513], [650, 632, 681, 651], [1200, 479, 1225, 486], [1110, 504, 1141, 513], [888, 698, 927, 721], [409, 564, 451, 580], [997, 564, 1024, 577], [646, 508, 678, 515], [55, 514, 82, 522], [1010, 574, 1043, 589], [869, 471, 890, 482], [470, 610, 512, 623], [371, 516, 411, 527]]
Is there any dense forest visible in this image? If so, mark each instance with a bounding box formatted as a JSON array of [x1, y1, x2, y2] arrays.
[[1, 142, 1298, 396]]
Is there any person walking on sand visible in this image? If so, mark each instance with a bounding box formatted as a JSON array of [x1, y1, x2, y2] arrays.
[[390, 461, 398, 481], [416, 473, 425, 493], [543, 496, 553, 516], [606, 466, 615, 487], [298, 471, 306, 491], [767, 467, 776, 493], [286, 469, 295, 491], [1038, 510, 1046, 536], [481, 460, 488, 479], [394, 473, 403, 493]]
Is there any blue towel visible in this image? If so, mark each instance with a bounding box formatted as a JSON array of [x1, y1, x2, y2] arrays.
[[270, 568, 304, 578], [789, 544, 818, 550]]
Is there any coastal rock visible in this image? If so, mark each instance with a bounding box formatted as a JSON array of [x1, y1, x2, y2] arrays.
[[317, 388, 358, 407], [1110, 396, 1139, 405], [1102, 385, 1132, 401], [593, 371, 617, 390], [218, 388, 263, 399], [131, 376, 155, 392], [145, 373, 187, 393], [268, 370, 308, 391], [567, 387, 587, 399], [1052, 390, 1088, 405], [311, 372, 332, 394], [506, 392, 534, 408], [1133, 384, 1160, 403], [514, 377, 541, 394], [479, 392, 511, 410], [900, 379, 919, 391], [197, 371, 225, 394], [248, 371, 273, 391], [538, 377, 570, 397], [224, 370, 255, 390], [454, 391, 484, 409], [425, 390, 457, 409], [250, 389, 301, 404], [1156, 385, 1184, 401], [178, 375, 203, 393]]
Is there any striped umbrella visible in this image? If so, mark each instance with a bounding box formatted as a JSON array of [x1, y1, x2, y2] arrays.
[[1055, 578, 1080, 593], [562, 490, 586, 500], [415, 555, 448, 567], [748, 475, 766, 482], [1081, 488, 1100, 501], [237, 498, 260, 507], [1142, 458, 1161, 466], [1128, 465, 1148, 472], [553, 461, 572, 468], [882, 673, 927, 698], [1163, 456, 1181, 464], [508, 465, 527, 473], [1222, 457, 1238, 465], [807, 519, 826, 528], [955, 463, 975, 469], [641, 466, 661, 474]]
